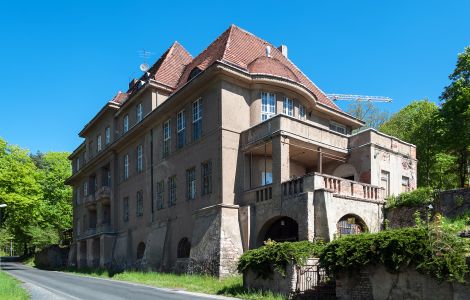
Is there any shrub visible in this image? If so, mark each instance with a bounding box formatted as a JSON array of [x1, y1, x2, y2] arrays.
[[237, 240, 326, 278], [319, 227, 469, 283], [386, 187, 435, 209]]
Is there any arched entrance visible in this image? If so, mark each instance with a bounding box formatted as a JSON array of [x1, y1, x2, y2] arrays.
[[136, 242, 146, 260], [336, 214, 368, 236], [258, 216, 299, 246]]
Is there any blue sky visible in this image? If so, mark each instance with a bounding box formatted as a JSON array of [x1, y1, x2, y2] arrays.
[[0, 0, 469, 153]]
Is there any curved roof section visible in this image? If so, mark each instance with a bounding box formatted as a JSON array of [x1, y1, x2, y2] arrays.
[[176, 25, 339, 111], [248, 56, 299, 82]]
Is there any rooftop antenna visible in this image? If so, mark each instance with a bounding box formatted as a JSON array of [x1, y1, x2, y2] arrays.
[[138, 49, 153, 72]]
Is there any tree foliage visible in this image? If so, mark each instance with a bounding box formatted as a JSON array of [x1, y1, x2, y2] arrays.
[[439, 46, 470, 188], [0, 138, 72, 254], [346, 100, 390, 131]]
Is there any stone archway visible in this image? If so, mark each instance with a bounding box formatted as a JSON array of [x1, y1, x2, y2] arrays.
[[336, 214, 368, 236], [257, 216, 299, 246]]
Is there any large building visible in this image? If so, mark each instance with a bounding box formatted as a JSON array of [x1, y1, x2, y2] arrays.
[[66, 25, 417, 276]]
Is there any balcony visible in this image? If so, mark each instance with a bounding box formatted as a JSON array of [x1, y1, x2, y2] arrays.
[[84, 194, 96, 207], [95, 186, 111, 204], [241, 114, 348, 152], [244, 173, 384, 205]]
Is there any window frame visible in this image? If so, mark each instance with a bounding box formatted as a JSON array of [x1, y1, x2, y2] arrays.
[[192, 99, 202, 141], [299, 104, 306, 120], [156, 180, 164, 210], [186, 167, 196, 200], [123, 114, 129, 133], [168, 175, 177, 207], [136, 144, 143, 173], [177, 110, 186, 149], [123, 197, 129, 222], [329, 121, 347, 135], [97, 134, 102, 152], [105, 127, 111, 145], [201, 161, 212, 196], [283, 97, 294, 116], [163, 120, 171, 157], [136, 190, 143, 217], [261, 92, 276, 121], [124, 154, 129, 180], [136, 103, 143, 123]]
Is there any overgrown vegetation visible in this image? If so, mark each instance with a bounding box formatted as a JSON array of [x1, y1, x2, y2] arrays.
[[385, 187, 435, 209], [64, 268, 284, 300], [320, 226, 469, 283], [0, 271, 29, 300], [0, 138, 71, 255], [237, 240, 326, 278]]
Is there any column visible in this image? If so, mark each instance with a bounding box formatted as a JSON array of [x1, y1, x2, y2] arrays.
[[272, 135, 290, 198]]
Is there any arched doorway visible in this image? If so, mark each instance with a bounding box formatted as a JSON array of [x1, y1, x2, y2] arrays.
[[259, 216, 299, 246], [336, 214, 368, 236], [177, 237, 191, 259], [136, 242, 146, 260]]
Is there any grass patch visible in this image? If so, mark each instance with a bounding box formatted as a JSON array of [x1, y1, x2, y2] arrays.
[[0, 271, 29, 300], [64, 268, 284, 300]]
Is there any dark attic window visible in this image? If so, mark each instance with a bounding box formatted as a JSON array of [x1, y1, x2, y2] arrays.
[[188, 67, 202, 81]]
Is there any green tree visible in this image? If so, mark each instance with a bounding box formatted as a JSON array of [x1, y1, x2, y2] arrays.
[[379, 100, 457, 188], [439, 46, 470, 188], [346, 100, 390, 131]]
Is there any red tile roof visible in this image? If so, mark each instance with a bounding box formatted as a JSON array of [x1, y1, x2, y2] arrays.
[[110, 91, 128, 105], [176, 25, 340, 110]]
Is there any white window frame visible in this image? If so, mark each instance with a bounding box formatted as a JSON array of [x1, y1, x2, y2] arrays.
[[163, 120, 171, 157], [123, 114, 129, 133], [137, 144, 143, 173], [192, 99, 202, 140], [299, 104, 306, 120], [83, 181, 88, 196], [177, 110, 186, 148], [283, 97, 293, 116], [329, 121, 346, 134], [97, 135, 102, 152], [136, 103, 143, 122], [124, 154, 129, 180], [76, 157, 80, 171], [105, 127, 110, 145], [261, 92, 276, 121]]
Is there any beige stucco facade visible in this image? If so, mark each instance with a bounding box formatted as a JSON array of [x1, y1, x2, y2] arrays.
[[67, 26, 417, 276]]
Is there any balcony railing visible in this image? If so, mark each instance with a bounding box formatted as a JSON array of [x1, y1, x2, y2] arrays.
[[241, 114, 348, 152], [319, 173, 383, 201], [244, 184, 273, 203], [95, 186, 111, 201]]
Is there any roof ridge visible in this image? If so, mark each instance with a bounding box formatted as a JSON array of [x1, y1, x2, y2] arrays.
[[221, 24, 235, 62]]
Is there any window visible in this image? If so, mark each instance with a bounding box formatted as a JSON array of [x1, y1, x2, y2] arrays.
[[381, 170, 390, 197], [261, 92, 276, 121], [192, 99, 202, 141], [76, 157, 80, 171], [283, 97, 293, 116], [83, 181, 88, 196], [124, 154, 129, 180], [75, 187, 81, 206], [136, 190, 143, 217], [186, 168, 196, 200], [329, 121, 346, 134], [177, 110, 186, 149], [136, 103, 143, 122], [156, 181, 164, 210], [168, 176, 177, 207], [76, 219, 81, 235], [123, 114, 129, 133], [261, 172, 273, 185], [105, 127, 110, 145], [401, 176, 410, 193], [136, 144, 143, 173], [201, 161, 212, 195], [97, 135, 102, 152], [177, 237, 191, 258], [123, 197, 129, 222], [163, 120, 171, 157], [299, 104, 306, 120], [188, 67, 202, 81]]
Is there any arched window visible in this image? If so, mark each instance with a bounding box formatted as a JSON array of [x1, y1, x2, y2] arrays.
[[188, 67, 202, 81], [136, 242, 146, 259], [177, 237, 191, 258], [337, 215, 367, 236]]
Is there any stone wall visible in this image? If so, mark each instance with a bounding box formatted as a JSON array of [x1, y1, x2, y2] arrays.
[[336, 265, 469, 300], [35, 245, 69, 270], [385, 206, 427, 229], [438, 188, 470, 218], [243, 262, 297, 296]]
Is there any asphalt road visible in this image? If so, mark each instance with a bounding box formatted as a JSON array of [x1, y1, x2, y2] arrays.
[[1, 261, 238, 300]]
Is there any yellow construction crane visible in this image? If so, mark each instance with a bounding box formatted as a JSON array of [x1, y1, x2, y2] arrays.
[[326, 94, 392, 103]]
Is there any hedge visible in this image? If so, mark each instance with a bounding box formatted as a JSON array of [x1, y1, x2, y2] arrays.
[[385, 187, 435, 209]]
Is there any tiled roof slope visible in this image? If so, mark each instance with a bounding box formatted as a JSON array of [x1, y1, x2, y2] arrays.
[[176, 25, 339, 110], [110, 91, 128, 105]]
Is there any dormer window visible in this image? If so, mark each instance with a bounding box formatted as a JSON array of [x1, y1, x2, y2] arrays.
[[188, 67, 202, 81], [330, 121, 346, 134]]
